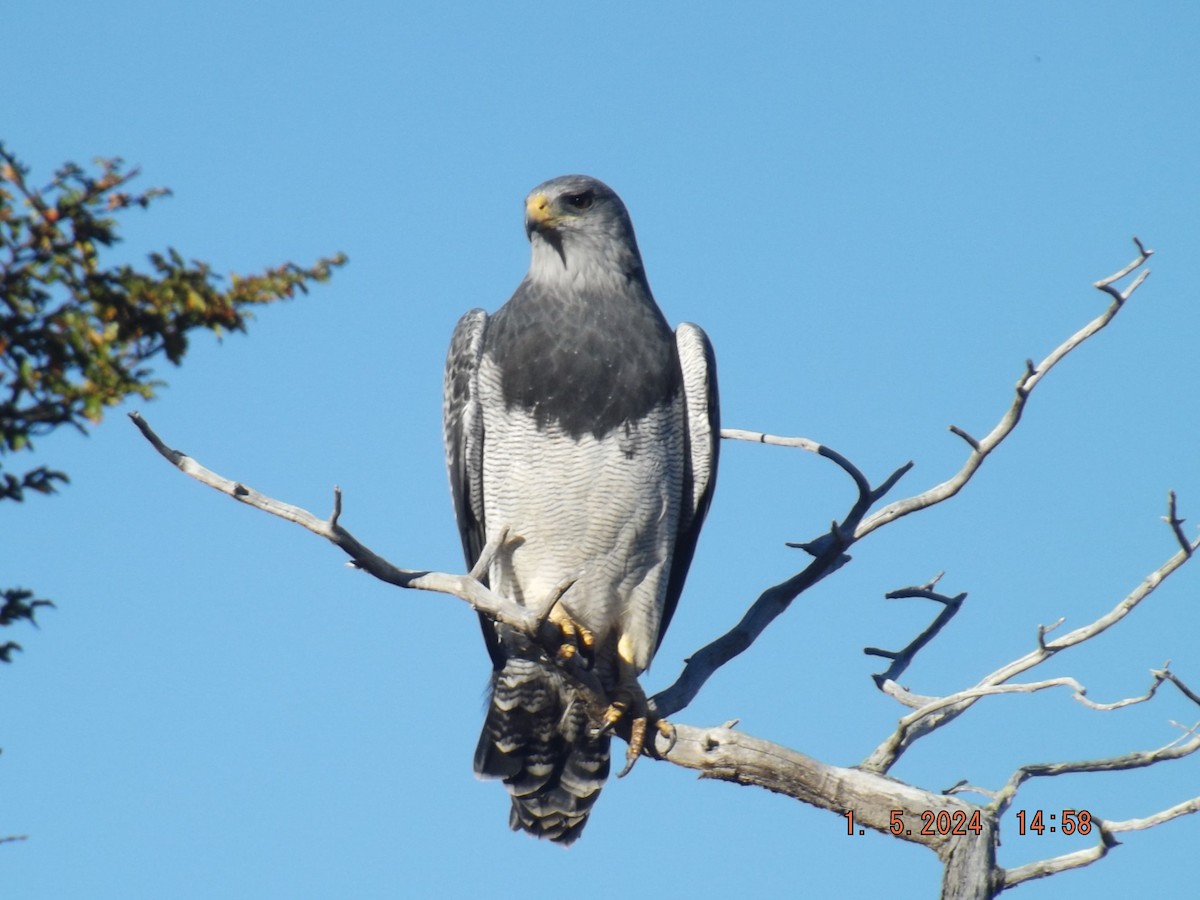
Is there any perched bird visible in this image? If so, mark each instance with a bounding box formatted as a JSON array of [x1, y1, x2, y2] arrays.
[[443, 175, 719, 844]]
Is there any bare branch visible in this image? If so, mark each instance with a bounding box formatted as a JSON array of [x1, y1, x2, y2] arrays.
[[720, 427, 871, 500], [721, 427, 915, 526], [1093, 236, 1152, 294], [869, 677, 1089, 769], [652, 431, 915, 718], [863, 496, 1200, 773], [867, 583, 967, 687], [720, 428, 821, 453], [875, 679, 943, 710], [996, 722, 1199, 889], [649, 548, 848, 718], [1001, 838, 1116, 888], [656, 243, 1160, 725], [1105, 795, 1200, 833], [944, 781, 998, 801], [651, 722, 983, 859], [1037, 617, 1066, 651], [329, 485, 343, 528], [1162, 668, 1200, 707], [129, 411, 540, 634], [1001, 793, 1200, 890], [986, 514, 1198, 680], [948, 425, 981, 451], [855, 238, 1152, 539], [1073, 666, 1170, 711], [996, 724, 1200, 812], [1164, 490, 1193, 557], [870, 460, 917, 503], [467, 526, 511, 583]]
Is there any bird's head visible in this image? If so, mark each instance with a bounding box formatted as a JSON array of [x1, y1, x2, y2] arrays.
[[523, 175, 645, 284]]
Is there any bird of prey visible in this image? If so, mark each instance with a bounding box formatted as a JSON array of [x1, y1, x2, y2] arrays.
[[443, 174, 719, 844]]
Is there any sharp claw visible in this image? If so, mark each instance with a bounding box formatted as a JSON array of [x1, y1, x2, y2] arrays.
[[617, 716, 647, 778], [654, 719, 677, 755], [598, 698, 628, 736]]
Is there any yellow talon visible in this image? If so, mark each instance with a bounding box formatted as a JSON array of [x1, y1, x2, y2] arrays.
[[654, 718, 677, 755], [617, 716, 648, 778], [547, 604, 595, 661], [577, 622, 596, 651], [602, 698, 628, 731]]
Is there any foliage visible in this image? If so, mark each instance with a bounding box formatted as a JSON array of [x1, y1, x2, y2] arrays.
[[0, 588, 53, 663], [0, 144, 346, 657]]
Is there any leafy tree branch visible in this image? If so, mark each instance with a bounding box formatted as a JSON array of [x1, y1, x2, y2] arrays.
[[0, 144, 346, 660]]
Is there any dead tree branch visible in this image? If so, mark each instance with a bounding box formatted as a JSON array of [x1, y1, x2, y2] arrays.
[[996, 724, 1200, 890], [856, 237, 1152, 538], [652, 723, 976, 855], [128, 411, 540, 634], [866, 579, 967, 687], [1000, 794, 1200, 888], [1164, 490, 1193, 556], [863, 505, 1200, 773], [651, 238, 1154, 720], [651, 722, 1002, 899], [1162, 668, 1200, 706], [1105, 795, 1200, 834], [999, 724, 1200, 803], [647, 430, 917, 717]]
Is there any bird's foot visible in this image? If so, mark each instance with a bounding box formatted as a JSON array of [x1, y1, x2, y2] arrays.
[[599, 682, 669, 777], [653, 718, 677, 755], [546, 603, 594, 664]]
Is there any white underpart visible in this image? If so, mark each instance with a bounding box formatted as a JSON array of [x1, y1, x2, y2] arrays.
[[477, 353, 684, 673]]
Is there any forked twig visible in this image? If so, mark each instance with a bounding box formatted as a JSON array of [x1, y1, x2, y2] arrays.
[[654, 239, 1155, 719], [128, 411, 539, 633], [862, 494, 1200, 773], [857, 238, 1153, 538]]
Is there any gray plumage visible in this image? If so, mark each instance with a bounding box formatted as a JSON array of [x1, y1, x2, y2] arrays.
[[443, 175, 719, 844]]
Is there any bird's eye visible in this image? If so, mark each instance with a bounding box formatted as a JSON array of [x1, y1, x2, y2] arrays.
[[565, 191, 594, 210]]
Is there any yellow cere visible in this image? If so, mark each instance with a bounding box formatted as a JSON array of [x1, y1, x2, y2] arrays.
[[525, 192, 553, 223]]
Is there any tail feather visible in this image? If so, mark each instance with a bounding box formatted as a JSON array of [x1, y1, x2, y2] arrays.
[[474, 655, 610, 845]]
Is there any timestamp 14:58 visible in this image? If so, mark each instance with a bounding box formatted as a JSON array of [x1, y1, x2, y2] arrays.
[[1016, 809, 1093, 835]]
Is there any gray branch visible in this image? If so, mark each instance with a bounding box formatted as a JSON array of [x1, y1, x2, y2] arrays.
[[997, 725, 1200, 890], [652, 238, 1155, 720], [128, 411, 540, 634], [856, 237, 1152, 538], [866, 579, 967, 687], [862, 504, 1200, 773], [1000, 794, 1200, 888], [651, 722, 1003, 899]]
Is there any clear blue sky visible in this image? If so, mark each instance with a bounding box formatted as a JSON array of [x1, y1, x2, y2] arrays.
[[6, 3, 1199, 897]]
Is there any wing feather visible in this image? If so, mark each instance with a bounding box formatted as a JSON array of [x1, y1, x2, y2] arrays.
[[443, 308, 502, 666], [657, 322, 719, 649]]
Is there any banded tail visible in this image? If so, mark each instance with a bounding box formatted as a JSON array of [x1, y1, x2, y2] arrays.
[[473, 653, 610, 844]]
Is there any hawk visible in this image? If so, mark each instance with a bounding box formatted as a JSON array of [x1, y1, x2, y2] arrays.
[[443, 175, 719, 843]]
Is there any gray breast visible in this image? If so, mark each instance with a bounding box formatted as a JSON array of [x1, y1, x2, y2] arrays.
[[485, 279, 681, 441]]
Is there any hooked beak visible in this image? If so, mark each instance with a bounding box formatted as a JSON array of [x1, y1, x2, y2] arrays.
[[524, 192, 556, 239]]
